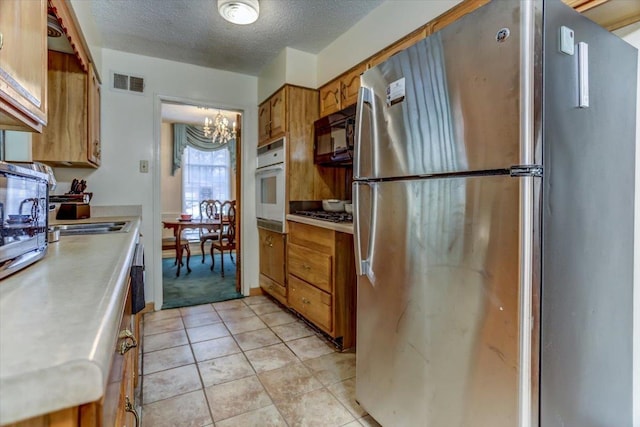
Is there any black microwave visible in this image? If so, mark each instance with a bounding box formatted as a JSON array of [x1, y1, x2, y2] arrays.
[[314, 104, 356, 166]]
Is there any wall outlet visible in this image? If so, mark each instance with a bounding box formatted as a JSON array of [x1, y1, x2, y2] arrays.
[[139, 160, 149, 173]]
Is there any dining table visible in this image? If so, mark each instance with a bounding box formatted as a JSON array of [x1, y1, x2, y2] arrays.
[[162, 217, 227, 277]]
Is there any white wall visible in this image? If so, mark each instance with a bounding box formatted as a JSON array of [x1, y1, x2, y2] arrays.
[[57, 48, 259, 309], [69, 0, 103, 77], [316, 0, 462, 85], [258, 47, 317, 103], [618, 22, 640, 427], [160, 122, 181, 218], [3, 131, 32, 162]]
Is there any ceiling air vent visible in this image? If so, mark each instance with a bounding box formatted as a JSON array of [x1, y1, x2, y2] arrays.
[[110, 71, 145, 95]]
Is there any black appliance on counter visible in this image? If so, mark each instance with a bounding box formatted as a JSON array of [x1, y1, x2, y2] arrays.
[[313, 104, 355, 166], [0, 162, 49, 279]]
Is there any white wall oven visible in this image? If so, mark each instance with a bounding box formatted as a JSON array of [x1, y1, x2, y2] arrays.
[[255, 138, 285, 232]]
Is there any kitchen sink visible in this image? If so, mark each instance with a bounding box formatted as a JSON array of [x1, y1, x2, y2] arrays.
[[57, 221, 132, 236]]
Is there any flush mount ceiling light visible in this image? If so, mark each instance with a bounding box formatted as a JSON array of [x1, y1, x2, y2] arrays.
[[218, 0, 259, 25]]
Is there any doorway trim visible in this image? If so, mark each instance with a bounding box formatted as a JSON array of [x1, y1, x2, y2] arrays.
[[153, 94, 246, 310]]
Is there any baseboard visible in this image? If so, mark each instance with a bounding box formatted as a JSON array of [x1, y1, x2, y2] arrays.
[[139, 302, 155, 314], [249, 287, 264, 296]]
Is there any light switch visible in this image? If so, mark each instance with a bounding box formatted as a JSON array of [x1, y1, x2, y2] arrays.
[[139, 160, 149, 173], [559, 26, 574, 55]]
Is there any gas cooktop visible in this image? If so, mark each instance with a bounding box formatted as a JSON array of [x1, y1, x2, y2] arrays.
[[294, 210, 353, 223]]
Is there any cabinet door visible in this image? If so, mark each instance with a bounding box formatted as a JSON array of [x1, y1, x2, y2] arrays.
[[258, 100, 270, 146], [259, 229, 286, 285], [269, 88, 286, 139], [340, 64, 366, 109], [319, 79, 341, 118], [87, 65, 101, 166], [0, 0, 47, 131]]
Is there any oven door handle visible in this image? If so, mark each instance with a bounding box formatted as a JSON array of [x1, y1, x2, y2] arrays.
[[255, 164, 284, 175]]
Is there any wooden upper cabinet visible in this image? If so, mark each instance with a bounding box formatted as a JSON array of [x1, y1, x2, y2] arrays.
[[31, 0, 101, 168], [88, 65, 101, 166], [0, 0, 47, 132], [368, 27, 427, 69], [269, 88, 286, 139], [340, 66, 363, 109], [258, 87, 287, 146], [319, 63, 366, 118], [258, 101, 270, 143], [319, 79, 341, 118], [32, 51, 91, 166]]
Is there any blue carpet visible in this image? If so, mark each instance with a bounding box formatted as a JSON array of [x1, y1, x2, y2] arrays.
[[162, 253, 243, 309]]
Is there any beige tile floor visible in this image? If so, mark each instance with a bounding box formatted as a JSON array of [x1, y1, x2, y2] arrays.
[[140, 295, 382, 427]]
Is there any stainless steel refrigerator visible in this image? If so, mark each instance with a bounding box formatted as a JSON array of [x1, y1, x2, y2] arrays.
[[353, 1, 637, 426]]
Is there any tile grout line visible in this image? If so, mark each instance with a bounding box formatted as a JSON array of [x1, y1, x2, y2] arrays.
[[141, 296, 364, 426]]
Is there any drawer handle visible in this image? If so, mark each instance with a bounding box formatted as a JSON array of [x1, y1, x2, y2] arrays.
[[0, 32, 3, 50], [302, 297, 311, 305], [125, 396, 140, 427], [302, 263, 311, 270], [119, 329, 138, 355]]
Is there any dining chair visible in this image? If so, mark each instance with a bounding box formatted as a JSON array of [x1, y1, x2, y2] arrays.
[[199, 199, 222, 263], [210, 202, 236, 277], [161, 236, 191, 271]]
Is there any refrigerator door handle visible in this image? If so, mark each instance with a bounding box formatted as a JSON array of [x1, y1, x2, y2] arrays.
[[353, 182, 375, 277], [354, 86, 373, 179]]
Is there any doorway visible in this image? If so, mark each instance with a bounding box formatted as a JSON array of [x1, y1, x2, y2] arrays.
[[159, 101, 243, 309]]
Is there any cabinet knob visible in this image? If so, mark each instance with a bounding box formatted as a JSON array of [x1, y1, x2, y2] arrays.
[[302, 263, 311, 270], [125, 396, 140, 427], [302, 297, 311, 305], [119, 329, 138, 355]]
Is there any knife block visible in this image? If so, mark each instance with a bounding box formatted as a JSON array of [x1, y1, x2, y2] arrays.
[[56, 203, 91, 220]]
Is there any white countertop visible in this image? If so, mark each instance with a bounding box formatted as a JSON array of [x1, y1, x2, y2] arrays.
[[0, 216, 141, 425], [286, 214, 354, 234]]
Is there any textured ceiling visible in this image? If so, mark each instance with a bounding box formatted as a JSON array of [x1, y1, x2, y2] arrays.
[[91, 0, 386, 76], [161, 103, 240, 125]]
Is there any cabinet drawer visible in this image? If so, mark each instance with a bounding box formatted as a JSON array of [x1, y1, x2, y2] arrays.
[[288, 243, 332, 293], [288, 221, 335, 254], [260, 273, 287, 306], [289, 275, 332, 332]]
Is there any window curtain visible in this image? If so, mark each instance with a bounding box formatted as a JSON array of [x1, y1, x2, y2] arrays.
[[172, 123, 236, 175]]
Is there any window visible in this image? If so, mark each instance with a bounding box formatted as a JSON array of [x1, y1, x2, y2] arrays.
[[182, 146, 230, 218]]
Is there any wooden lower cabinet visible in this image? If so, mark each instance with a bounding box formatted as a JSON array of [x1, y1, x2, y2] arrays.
[[104, 279, 139, 427], [289, 275, 332, 332], [258, 228, 287, 305], [287, 221, 356, 349], [6, 282, 140, 427]]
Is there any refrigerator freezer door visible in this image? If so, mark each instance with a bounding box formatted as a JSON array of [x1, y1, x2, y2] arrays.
[[540, 1, 637, 425], [355, 0, 522, 181], [355, 174, 524, 426]]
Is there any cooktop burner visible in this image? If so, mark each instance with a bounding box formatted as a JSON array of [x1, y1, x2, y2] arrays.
[[295, 210, 353, 223]]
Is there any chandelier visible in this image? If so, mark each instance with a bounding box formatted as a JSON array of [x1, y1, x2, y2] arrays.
[[203, 111, 236, 144]]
